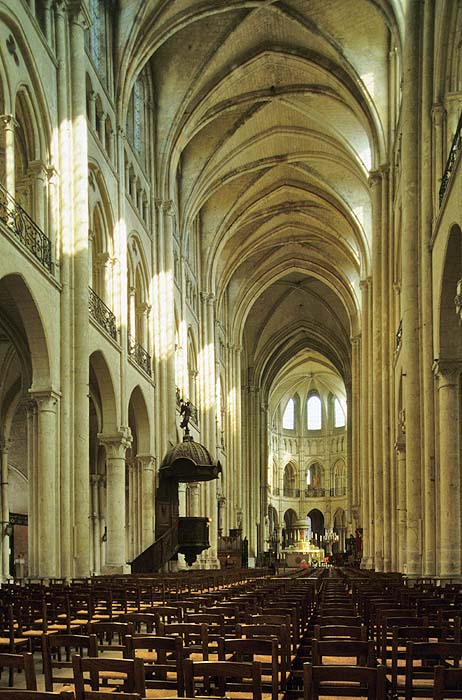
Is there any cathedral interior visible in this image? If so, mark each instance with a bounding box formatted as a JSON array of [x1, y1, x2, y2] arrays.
[[0, 0, 461, 581]]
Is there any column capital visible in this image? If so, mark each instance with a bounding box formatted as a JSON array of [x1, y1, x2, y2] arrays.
[[359, 278, 370, 291], [350, 334, 361, 346], [0, 437, 11, 454], [0, 114, 19, 131], [368, 169, 382, 188], [431, 102, 445, 125], [394, 440, 406, 455], [68, 1, 91, 29], [28, 389, 60, 411], [28, 159, 48, 177], [53, 0, 69, 18], [432, 359, 462, 385], [137, 454, 156, 470], [98, 429, 132, 458]]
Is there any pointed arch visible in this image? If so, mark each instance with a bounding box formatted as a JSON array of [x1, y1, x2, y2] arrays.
[[89, 350, 118, 434]]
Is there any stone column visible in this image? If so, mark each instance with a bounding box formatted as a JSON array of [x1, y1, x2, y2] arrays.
[[88, 92, 97, 130], [55, 0, 72, 580], [432, 104, 446, 213], [402, 0, 423, 577], [32, 391, 59, 577], [370, 169, 383, 571], [163, 202, 177, 446], [380, 165, 392, 571], [395, 441, 407, 572], [1, 115, 18, 199], [138, 454, 155, 550], [69, 0, 91, 577], [90, 474, 100, 574], [0, 439, 11, 580], [359, 281, 371, 568], [128, 287, 136, 339], [26, 401, 38, 577], [350, 336, 360, 516], [99, 432, 132, 573], [433, 361, 461, 577], [28, 160, 48, 232]]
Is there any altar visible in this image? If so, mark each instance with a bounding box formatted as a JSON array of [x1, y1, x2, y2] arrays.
[[282, 518, 324, 567], [283, 542, 325, 568]]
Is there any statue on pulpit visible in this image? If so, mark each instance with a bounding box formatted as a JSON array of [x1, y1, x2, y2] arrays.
[[180, 400, 191, 430]]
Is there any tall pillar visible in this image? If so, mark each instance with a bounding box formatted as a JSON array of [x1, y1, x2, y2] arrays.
[[395, 441, 407, 572], [359, 281, 371, 568], [31, 391, 59, 577], [1, 115, 17, 199], [380, 165, 392, 571], [370, 169, 383, 571], [138, 454, 155, 550], [55, 0, 72, 579], [432, 104, 446, 213], [351, 336, 360, 519], [69, 0, 91, 577], [163, 202, 177, 446], [402, 0, 423, 577], [26, 401, 38, 577], [99, 432, 132, 573], [433, 361, 461, 577], [29, 160, 48, 231], [0, 439, 11, 580], [421, 0, 436, 577]]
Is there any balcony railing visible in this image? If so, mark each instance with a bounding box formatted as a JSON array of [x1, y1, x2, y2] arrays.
[[88, 287, 117, 340], [439, 113, 462, 206], [0, 183, 53, 273], [329, 487, 347, 497], [128, 335, 152, 376], [305, 486, 326, 498], [283, 488, 300, 498]]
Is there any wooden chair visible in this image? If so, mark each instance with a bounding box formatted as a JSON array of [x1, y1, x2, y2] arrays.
[[236, 622, 291, 677], [303, 662, 387, 700], [42, 633, 98, 692], [433, 665, 462, 699], [86, 621, 134, 654], [185, 614, 225, 656], [0, 605, 36, 658], [71, 654, 145, 699], [124, 634, 185, 696], [184, 658, 262, 700], [0, 692, 75, 699], [0, 651, 36, 690], [313, 624, 368, 641], [161, 621, 209, 660], [390, 625, 447, 697], [218, 636, 280, 700], [118, 612, 160, 634], [311, 639, 376, 667], [405, 641, 462, 700]]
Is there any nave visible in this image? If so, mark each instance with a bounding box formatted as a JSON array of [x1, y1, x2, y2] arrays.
[[1, 566, 462, 699]]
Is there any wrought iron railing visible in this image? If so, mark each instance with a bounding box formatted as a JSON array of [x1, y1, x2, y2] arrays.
[[0, 183, 53, 272], [395, 319, 402, 352], [305, 486, 326, 497], [439, 113, 462, 206], [128, 335, 152, 376], [329, 487, 347, 497], [88, 287, 117, 340], [283, 488, 300, 498]]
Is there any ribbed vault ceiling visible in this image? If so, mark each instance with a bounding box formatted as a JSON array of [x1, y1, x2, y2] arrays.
[[118, 0, 404, 400]]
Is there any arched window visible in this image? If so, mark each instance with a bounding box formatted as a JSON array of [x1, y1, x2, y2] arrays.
[[334, 397, 345, 427], [282, 398, 294, 429], [307, 394, 322, 430]]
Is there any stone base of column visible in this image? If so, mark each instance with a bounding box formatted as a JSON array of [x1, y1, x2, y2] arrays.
[[102, 564, 131, 575]]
